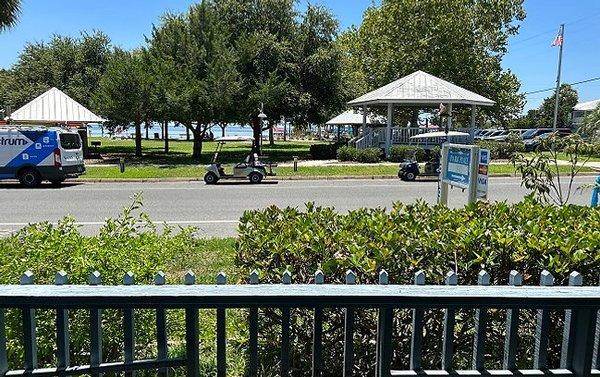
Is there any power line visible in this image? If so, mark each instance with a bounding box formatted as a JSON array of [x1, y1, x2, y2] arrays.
[[523, 76, 600, 96]]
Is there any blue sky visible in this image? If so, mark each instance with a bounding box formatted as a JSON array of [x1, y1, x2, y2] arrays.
[[1, 0, 599, 112]]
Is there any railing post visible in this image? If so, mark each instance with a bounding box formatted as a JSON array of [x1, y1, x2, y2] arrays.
[[571, 308, 597, 377], [154, 272, 169, 377], [410, 271, 425, 371], [503, 270, 522, 371], [442, 271, 457, 371], [344, 270, 356, 377], [593, 276, 600, 369], [55, 271, 70, 376], [216, 272, 227, 377], [281, 270, 292, 377], [184, 271, 199, 377], [376, 270, 392, 377], [312, 270, 324, 377], [248, 270, 259, 377], [123, 272, 136, 377], [472, 270, 490, 371], [89, 271, 103, 377], [534, 270, 554, 370], [561, 272, 584, 369], [20, 271, 37, 372]]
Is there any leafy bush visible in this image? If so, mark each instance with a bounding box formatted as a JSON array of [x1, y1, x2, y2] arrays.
[[309, 142, 344, 160], [337, 146, 382, 163], [0, 194, 244, 375], [389, 145, 428, 162], [237, 199, 600, 373]]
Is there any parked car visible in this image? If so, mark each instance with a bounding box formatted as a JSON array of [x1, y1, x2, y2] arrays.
[[524, 129, 572, 151]]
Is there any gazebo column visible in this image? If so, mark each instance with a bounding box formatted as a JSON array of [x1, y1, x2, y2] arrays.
[[386, 103, 393, 157], [362, 105, 367, 137], [470, 105, 477, 143], [447, 103, 453, 130]]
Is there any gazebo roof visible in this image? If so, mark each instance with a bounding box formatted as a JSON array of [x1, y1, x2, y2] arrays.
[[574, 99, 600, 111], [9, 87, 106, 124], [325, 110, 384, 125], [348, 70, 495, 107]]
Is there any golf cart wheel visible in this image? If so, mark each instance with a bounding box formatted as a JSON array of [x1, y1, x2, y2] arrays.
[[249, 172, 263, 184], [18, 168, 42, 188], [204, 172, 219, 184], [405, 172, 417, 181]]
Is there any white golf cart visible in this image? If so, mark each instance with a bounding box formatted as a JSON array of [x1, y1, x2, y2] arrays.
[[203, 136, 277, 184]]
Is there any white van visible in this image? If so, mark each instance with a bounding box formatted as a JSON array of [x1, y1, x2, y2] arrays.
[[0, 126, 86, 187]]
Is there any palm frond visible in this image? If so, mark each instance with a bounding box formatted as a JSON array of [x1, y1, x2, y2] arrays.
[[0, 0, 22, 31]]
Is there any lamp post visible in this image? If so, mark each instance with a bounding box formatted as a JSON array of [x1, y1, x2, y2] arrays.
[[257, 103, 267, 153]]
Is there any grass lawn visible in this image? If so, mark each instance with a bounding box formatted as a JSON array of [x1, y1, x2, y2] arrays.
[[89, 137, 321, 165], [83, 163, 592, 180]]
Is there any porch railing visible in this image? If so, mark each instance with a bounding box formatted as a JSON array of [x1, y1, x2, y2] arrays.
[[1, 269, 599, 376], [355, 128, 473, 149]]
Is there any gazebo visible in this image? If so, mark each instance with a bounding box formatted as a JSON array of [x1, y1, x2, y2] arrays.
[[8, 87, 106, 125], [347, 70, 495, 155], [325, 109, 384, 140], [7, 87, 106, 157]]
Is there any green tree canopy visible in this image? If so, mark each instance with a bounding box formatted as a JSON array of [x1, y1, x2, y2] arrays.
[[93, 49, 152, 157], [0, 0, 20, 31], [1, 31, 112, 112], [535, 84, 578, 128], [340, 0, 526, 126], [579, 104, 600, 138]]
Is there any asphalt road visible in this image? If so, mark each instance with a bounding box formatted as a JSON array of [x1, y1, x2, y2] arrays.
[[0, 176, 594, 237]]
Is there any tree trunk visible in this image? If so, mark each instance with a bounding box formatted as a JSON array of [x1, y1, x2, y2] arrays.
[[269, 125, 274, 146], [145, 121, 150, 140], [192, 127, 204, 159], [251, 117, 262, 155], [220, 124, 226, 137], [163, 120, 169, 153], [186, 127, 190, 141], [135, 122, 142, 157]]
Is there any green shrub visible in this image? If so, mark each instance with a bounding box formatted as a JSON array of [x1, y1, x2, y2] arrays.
[[355, 147, 382, 163], [337, 146, 382, 163], [336, 146, 356, 161], [0, 194, 244, 375], [237, 199, 600, 373], [309, 142, 344, 160], [389, 145, 427, 162]]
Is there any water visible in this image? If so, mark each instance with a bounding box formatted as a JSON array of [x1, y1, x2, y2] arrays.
[[87, 123, 289, 139]]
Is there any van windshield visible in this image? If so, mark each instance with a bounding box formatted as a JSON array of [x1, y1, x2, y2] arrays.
[[59, 133, 81, 150]]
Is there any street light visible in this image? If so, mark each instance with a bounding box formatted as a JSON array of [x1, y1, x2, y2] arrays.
[[258, 102, 267, 122]]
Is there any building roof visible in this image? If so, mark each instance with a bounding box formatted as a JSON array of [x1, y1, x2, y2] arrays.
[[348, 70, 496, 107], [325, 110, 384, 125], [574, 99, 600, 111], [9, 87, 106, 124]]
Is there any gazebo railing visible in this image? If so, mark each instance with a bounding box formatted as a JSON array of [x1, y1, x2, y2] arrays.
[[1, 269, 600, 377], [356, 128, 473, 149]]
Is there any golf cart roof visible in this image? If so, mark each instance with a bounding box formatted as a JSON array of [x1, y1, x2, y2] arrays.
[[410, 131, 470, 139], [215, 136, 255, 142]]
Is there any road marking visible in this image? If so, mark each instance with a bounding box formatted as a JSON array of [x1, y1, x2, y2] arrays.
[[0, 220, 239, 227]]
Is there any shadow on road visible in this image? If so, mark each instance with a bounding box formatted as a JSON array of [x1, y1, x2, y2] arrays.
[[0, 182, 84, 190], [207, 180, 279, 186]]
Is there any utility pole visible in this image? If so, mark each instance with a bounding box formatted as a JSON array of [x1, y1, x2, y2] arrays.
[[552, 24, 565, 131]]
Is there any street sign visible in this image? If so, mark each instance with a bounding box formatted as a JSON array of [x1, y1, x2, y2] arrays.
[[443, 146, 473, 189], [477, 149, 490, 199]]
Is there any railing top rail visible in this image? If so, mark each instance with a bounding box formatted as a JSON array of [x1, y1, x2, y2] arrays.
[[1, 284, 600, 309]]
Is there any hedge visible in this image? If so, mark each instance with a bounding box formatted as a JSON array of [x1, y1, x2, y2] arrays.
[[309, 142, 344, 160], [236, 199, 600, 373], [476, 138, 525, 160], [337, 146, 382, 163]]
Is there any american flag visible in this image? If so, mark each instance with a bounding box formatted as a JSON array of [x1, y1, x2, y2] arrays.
[[551, 30, 563, 46]]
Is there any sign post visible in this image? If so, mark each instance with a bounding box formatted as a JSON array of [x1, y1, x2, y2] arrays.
[[439, 144, 483, 205]]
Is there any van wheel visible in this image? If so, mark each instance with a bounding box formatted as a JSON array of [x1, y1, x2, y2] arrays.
[[18, 168, 42, 188], [204, 172, 218, 184], [249, 172, 263, 184]]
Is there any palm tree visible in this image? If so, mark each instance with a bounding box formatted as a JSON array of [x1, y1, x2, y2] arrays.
[[0, 0, 21, 31]]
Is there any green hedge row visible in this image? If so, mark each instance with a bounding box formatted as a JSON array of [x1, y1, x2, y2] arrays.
[[337, 146, 382, 162], [236, 199, 600, 372], [476, 139, 525, 159], [309, 142, 345, 160]]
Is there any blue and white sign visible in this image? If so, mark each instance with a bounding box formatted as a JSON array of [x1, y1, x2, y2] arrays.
[[477, 149, 490, 198], [443, 147, 473, 189]]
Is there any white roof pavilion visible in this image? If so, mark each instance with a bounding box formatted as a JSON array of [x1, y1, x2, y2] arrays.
[[348, 70, 495, 107], [574, 99, 600, 112], [9, 87, 106, 124]]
